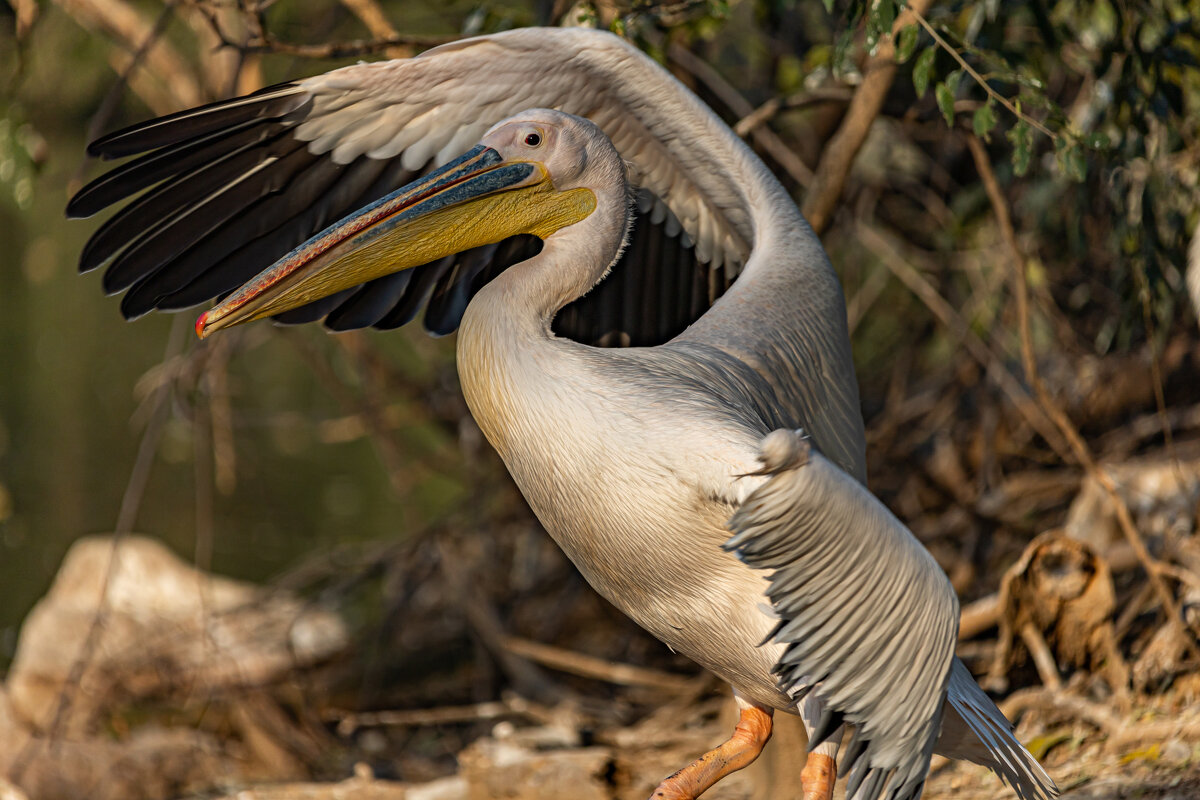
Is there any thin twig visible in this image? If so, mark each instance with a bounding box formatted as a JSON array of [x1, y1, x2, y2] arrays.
[[733, 87, 853, 137], [667, 42, 814, 188], [910, 9, 1055, 139], [283, 330, 410, 495], [856, 220, 1069, 454], [965, 133, 1200, 663], [246, 32, 456, 59], [334, 700, 514, 736], [498, 635, 695, 693]]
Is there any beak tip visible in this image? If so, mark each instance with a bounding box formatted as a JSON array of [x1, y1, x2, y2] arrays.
[[195, 311, 210, 339]]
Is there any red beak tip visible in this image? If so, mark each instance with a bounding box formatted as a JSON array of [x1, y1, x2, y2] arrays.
[[195, 311, 209, 339]]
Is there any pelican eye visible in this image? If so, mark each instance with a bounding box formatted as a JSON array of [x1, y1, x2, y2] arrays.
[[524, 132, 542, 147]]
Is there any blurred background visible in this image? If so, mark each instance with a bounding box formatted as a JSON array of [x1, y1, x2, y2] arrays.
[[1, 1, 1199, 799]]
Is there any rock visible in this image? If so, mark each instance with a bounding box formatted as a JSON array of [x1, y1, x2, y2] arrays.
[[1065, 457, 1200, 555], [6, 534, 348, 733], [458, 737, 614, 800], [0, 723, 228, 800], [406, 776, 470, 800], [208, 771, 413, 800]]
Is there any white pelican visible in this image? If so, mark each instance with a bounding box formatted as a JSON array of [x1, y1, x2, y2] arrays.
[[69, 27, 1057, 800]]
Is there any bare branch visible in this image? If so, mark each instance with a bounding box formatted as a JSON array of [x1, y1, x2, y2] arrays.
[[338, 0, 412, 59], [667, 42, 814, 187], [802, 0, 936, 234], [855, 220, 1070, 454], [248, 31, 457, 59], [54, 0, 205, 111]]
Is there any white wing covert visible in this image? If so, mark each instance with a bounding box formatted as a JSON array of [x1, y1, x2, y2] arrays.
[[725, 429, 959, 800]]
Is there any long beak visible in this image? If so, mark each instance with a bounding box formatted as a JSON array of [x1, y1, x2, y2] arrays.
[[196, 144, 596, 338]]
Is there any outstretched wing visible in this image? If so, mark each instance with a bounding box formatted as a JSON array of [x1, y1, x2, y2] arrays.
[[725, 429, 959, 800], [67, 28, 745, 347], [70, 25, 865, 479]]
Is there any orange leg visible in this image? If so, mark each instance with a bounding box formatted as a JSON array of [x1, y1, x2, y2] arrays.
[[649, 704, 773, 800], [800, 751, 836, 800]]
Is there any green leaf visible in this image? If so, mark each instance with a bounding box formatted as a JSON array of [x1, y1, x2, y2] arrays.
[[931, 79, 960, 128], [823, 0, 835, 12], [1055, 139, 1087, 182], [972, 102, 997, 141], [896, 25, 920, 63], [1007, 120, 1032, 176], [913, 47, 936, 97], [877, 0, 896, 37]]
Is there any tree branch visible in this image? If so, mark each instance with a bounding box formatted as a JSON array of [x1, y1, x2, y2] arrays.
[[802, 0, 936, 234]]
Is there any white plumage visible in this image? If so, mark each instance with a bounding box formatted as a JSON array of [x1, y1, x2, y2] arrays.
[[70, 27, 1057, 800]]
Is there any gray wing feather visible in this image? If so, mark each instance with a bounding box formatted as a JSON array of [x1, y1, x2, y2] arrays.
[[938, 660, 1059, 800], [725, 429, 959, 800]]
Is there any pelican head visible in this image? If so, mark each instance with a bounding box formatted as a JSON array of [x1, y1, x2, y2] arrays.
[[196, 109, 618, 338]]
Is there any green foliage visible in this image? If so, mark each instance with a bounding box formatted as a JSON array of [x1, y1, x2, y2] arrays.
[[972, 100, 997, 141], [1007, 118, 1033, 176], [896, 24, 920, 63], [935, 69, 962, 127], [826, 0, 1198, 343], [912, 45, 936, 96]]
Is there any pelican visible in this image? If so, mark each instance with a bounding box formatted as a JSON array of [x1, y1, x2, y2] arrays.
[[69, 27, 1057, 800]]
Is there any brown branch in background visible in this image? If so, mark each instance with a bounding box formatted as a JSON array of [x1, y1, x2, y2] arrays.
[[965, 134, 1200, 663], [856, 221, 1069, 454], [248, 32, 457, 59], [733, 87, 854, 138], [498, 635, 695, 693], [435, 540, 566, 706], [183, 1, 260, 99], [7, 0, 38, 40], [802, 0, 936, 234], [999, 686, 1122, 735], [190, 0, 455, 59], [54, 0, 204, 113], [1018, 622, 1063, 690], [68, 1, 176, 195], [667, 42, 815, 188], [959, 593, 1002, 640], [338, 0, 413, 59]]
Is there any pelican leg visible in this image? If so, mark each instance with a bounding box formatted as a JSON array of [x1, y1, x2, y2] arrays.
[[649, 697, 773, 800], [800, 694, 840, 800]]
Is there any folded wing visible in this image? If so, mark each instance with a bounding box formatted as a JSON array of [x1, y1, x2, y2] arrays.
[[67, 28, 747, 347], [725, 429, 958, 800]]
